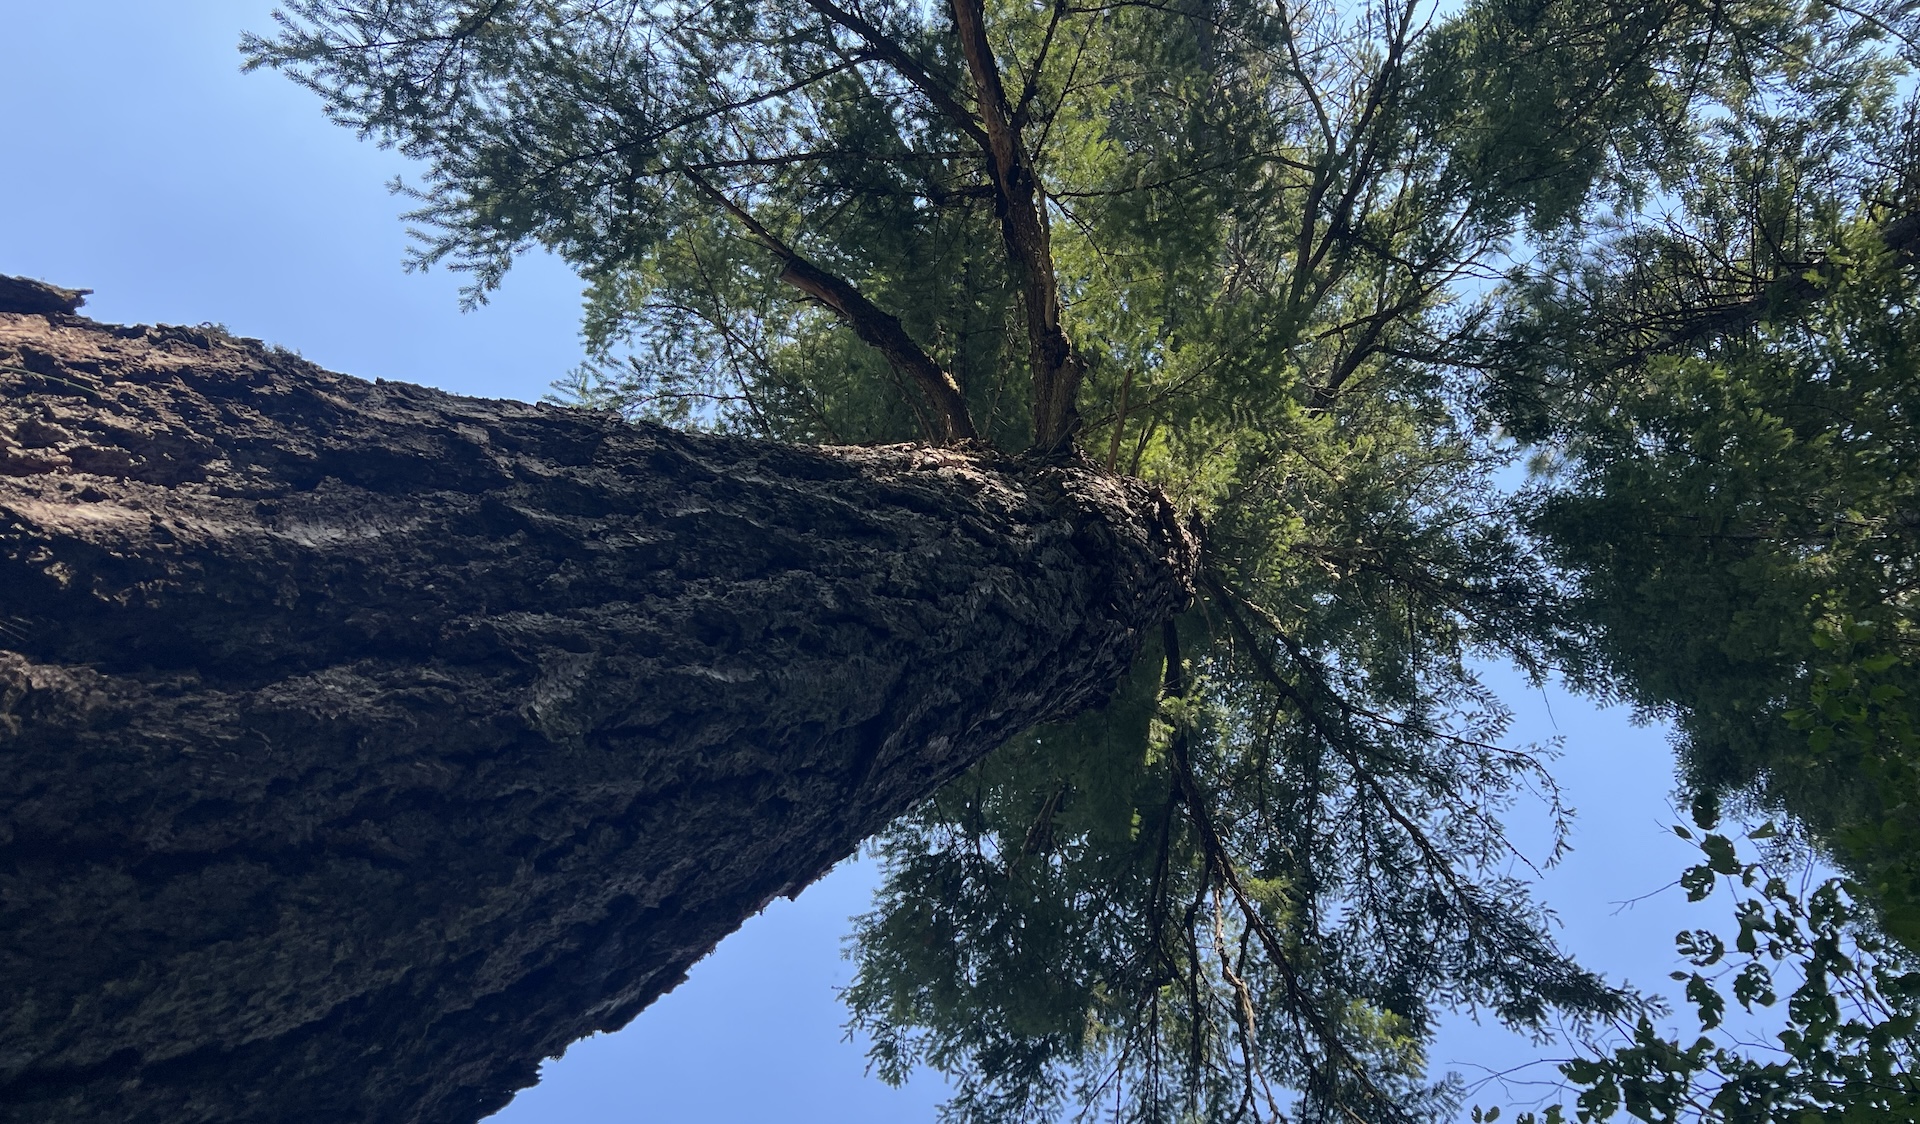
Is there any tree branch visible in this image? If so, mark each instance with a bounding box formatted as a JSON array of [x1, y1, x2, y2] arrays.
[[801, 0, 992, 149], [680, 170, 978, 443], [1159, 618, 1378, 1110], [1626, 211, 1920, 363], [948, 0, 1085, 453]]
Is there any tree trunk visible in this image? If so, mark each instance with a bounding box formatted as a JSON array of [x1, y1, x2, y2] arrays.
[[0, 284, 1195, 1124]]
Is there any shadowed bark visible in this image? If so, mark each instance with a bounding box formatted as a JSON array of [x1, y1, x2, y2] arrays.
[[0, 285, 1195, 1124]]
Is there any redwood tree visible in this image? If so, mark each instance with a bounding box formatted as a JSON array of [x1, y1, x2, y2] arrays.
[[7, 0, 1916, 1120], [0, 283, 1191, 1123]]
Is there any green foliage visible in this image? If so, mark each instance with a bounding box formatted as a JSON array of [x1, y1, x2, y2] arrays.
[[1507, 213, 1920, 952], [850, 591, 1624, 1122], [1785, 623, 1920, 951], [1462, 0, 1920, 951], [1555, 818, 1920, 1123]]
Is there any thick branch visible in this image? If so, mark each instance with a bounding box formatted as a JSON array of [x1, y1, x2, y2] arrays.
[[0, 289, 1195, 1124], [948, 0, 1085, 452], [802, 0, 991, 149], [681, 171, 978, 443]]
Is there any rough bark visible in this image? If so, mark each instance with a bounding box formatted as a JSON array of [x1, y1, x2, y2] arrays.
[[0, 287, 1196, 1124]]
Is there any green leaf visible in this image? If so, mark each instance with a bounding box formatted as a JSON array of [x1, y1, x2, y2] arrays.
[[1687, 972, 1727, 1030], [1682, 863, 1718, 902], [1703, 834, 1743, 876]]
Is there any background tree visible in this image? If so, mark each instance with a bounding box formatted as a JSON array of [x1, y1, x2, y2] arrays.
[[1456, 10, 1920, 1117], [248, 0, 1920, 1120], [1475, 6, 1920, 950]]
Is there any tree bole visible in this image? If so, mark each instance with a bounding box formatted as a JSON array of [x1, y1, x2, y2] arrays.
[[0, 290, 1195, 1124]]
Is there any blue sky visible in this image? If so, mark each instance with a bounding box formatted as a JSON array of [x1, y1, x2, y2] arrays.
[[2, 6, 1771, 1120]]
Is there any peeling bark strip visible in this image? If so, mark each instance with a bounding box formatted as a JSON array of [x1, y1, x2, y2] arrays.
[[0, 292, 1195, 1124]]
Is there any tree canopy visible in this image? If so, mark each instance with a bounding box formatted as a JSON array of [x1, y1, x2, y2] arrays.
[[247, 0, 1920, 1119]]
